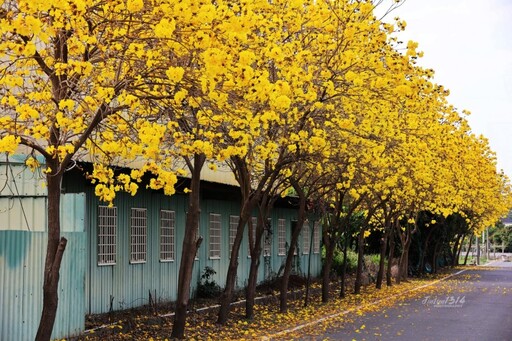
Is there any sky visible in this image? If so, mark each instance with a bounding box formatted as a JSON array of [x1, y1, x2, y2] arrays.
[[378, 0, 512, 177]]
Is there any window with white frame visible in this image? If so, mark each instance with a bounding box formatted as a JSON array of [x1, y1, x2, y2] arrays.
[[130, 208, 147, 263], [160, 210, 175, 262], [278, 218, 286, 256], [229, 215, 239, 255], [313, 221, 321, 254], [303, 221, 310, 254], [209, 213, 221, 259], [263, 218, 272, 257], [98, 205, 117, 266]]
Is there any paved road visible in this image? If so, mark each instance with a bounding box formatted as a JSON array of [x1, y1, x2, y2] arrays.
[[322, 262, 512, 341]]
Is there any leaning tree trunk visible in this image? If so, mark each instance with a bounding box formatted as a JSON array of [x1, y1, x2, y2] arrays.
[[456, 235, 466, 265], [245, 234, 262, 319], [280, 180, 306, 313], [217, 155, 260, 324], [171, 154, 205, 339], [354, 228, 365, 294], [451, 234, 462, 267], [36, 169, 67, 341], [279, 218, 304, 312], [246, 202, 269, 319], [217, 208, 251, 324], [464, 234, 474, 265]]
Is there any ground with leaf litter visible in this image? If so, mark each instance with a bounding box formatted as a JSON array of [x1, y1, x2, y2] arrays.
[[72, 270, 462, 340]]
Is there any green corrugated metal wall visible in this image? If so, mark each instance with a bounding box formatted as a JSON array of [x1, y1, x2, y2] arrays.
[[79, 185, 322, 315], [1, 158, 322, 339], [0, 195, 86, 341]]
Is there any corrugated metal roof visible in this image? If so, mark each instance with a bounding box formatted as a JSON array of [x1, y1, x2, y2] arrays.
[[89, 156, 240, 187], [8, 150, 240, 187]]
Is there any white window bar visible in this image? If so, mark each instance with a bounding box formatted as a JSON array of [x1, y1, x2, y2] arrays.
[[130, 208, 147, 264], [278, 218, 286, 256], [98, 205, 117, 266], [313, 221, 321, 254], [209, 213, 221, 259], [303, 221, 311, 254], [160, 210, 175, 262], [229, 215, 239, 255]]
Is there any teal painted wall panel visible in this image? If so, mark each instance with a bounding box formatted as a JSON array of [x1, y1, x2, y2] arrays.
[[0, 231, 85, 341], [74, 174, 322, 316], [0, 191, 88, 340], [84, 189, 191, 313]]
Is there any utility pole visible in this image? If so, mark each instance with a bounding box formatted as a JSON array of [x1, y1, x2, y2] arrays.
[[476, 235, 480, 265], [486, 228, 490, 261]]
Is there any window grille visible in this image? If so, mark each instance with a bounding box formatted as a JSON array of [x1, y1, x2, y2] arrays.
[[229, 216, 239, 255], [313, 221, 321, 254], [130, 208, 147, 263], [278, 218, 286, 256], [160, 210, 175, 261], [98, 205, 117, 266], [303, 221, 310, 254], [209, 213, 221, 259]]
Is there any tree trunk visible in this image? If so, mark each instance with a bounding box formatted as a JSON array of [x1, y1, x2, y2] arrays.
[[280, 180, 306, 313], [432, 241, 440, 273], [399, 245, 409, 281], [246, 203, 268, 320], [396, 220, 413, 283], [322, 239, 335, 303], [217, 209, 251, 324], [455, 234, 466, 266], [418, 225, 436, 275], [304, 221, 315, 307], [451, 234, 462, 267], [217, 155, 261, 324], [354, 228, 365, 294], [36, 168, 67, 341], [172, 154, 205, 339], [339, 230, 349, 298], [464, 235, 474, 265], [245, 241, 261, 319], [386, 223, 395, 287], [376, 231, 388, 289]]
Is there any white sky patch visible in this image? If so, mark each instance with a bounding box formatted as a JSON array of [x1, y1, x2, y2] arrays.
[[378, 0, 512, 177]]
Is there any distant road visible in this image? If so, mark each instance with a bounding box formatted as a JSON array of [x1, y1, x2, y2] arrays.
[[321, 262, 512, 341]]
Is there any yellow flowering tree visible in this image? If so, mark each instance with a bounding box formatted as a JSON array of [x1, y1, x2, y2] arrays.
[[0, 1, 181, 339]]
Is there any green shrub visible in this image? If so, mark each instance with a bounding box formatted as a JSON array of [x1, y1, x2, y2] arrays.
[[197, 266, 222, 299], [331, 248, 358, 275]]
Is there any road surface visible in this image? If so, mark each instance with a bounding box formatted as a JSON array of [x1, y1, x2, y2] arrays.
[[321, 261, 512, 341]]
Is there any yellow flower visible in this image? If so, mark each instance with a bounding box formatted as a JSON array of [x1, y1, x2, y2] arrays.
[[126, 0, 144, 12], [166, 66, 185, 83]]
